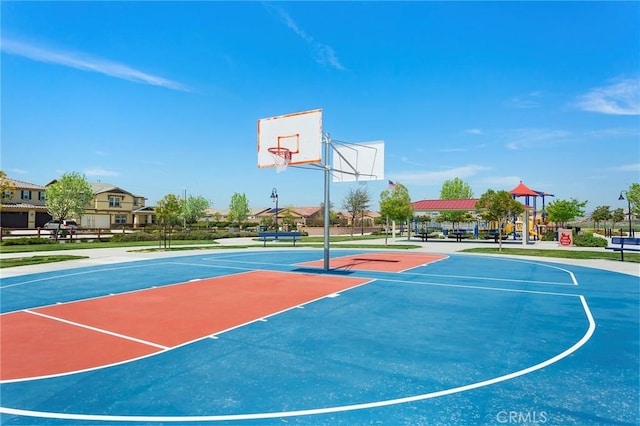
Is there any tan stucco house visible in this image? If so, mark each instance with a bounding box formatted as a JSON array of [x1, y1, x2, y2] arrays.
[[0, 178, 50, 228], [83, 182, 154, 228]]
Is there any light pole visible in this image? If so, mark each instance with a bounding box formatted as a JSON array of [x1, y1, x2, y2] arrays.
[[271, 188, 278, 233], [361, 206, 368, 236], [618, 190, 632, 237]]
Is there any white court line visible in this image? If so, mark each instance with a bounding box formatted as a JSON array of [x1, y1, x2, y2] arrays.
[[468, 255, 579, 285], [398, 254, 449, 273], [2, 270, 257, 315], [406, 271, 571, 287], [24, 310, 168, 350], [0, 295, 596, 422], [386, 277, 580, 298], [0, 262, 170, 289]]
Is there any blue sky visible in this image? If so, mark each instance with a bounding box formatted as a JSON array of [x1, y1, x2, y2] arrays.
[[2, 1, 639, 214]]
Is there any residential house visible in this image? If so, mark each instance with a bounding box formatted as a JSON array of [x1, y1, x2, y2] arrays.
[[203, 207, 271, 226], [83, 182, 154, 228], [257, 206, 323, 229], [337, 209, 381, 227], [0, 178, 49, 228]]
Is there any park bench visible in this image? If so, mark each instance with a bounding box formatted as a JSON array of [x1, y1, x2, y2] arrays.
[[257, 231, 301, 247], [415, 231, 431, 242], [446, 230, 469, 242], [605, 237, 640, 261]]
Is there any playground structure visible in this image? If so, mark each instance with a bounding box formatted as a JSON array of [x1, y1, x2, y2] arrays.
[[410, 181, 554, 242], [412, 214, 542, 240]]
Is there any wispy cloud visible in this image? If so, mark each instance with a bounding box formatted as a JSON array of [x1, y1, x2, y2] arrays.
[[393, 165, 491, 184], [438, 147, 467, 153], [502, 128, 571, 150], [1, 38, 190, 92], [586, 127, 640, 138], [8, 168, 27, 175], [465, 128, 484, 135], [608, 163, 640, 172], [575, 78, 640, 115], [506, 91, 542, 109], [84, 168, 119, 177], [265, 4, 345, 71]]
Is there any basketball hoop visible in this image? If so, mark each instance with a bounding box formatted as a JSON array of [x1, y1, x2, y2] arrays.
[[268, 147, 291, 173]]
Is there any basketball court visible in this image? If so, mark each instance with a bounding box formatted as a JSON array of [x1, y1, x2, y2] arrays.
[[0, 248, 638, 424]]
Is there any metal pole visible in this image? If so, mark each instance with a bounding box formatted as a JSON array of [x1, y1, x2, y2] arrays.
[[628, 198, 632, 237], [323, 133, 331, 271], [619, 190, 632, 237], [271, 188, 278, 234]]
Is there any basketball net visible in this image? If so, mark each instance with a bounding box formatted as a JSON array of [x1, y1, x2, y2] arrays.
[[268, 147, 291, 173]]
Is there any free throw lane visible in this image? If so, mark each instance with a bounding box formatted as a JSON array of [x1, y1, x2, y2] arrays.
[[1, 271, 371, 381]]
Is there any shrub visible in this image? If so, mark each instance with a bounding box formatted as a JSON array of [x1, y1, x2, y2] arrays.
[[541, 231, 556, 241], [169, 231, 217, 241], [2, 237, 57, 246], [573, 232, 608, 248], [110, 233, 158, 242]]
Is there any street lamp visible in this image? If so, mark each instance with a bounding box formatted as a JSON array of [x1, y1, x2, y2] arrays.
[[270, 188, 278, 233], [618, 190, 632, 237], [361, 205, 368, 236]]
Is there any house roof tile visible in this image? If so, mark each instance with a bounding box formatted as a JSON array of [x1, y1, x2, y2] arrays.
[[411, 199, 480, 211]]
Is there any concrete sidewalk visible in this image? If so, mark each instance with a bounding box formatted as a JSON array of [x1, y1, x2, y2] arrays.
[[1, 237, 638, 278]]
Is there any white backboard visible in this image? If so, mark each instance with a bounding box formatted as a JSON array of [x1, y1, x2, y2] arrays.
[[257, 109, 323, 168], [332, 140, 385, 182]]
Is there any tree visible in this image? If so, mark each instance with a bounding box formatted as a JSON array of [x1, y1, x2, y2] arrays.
[[545, 198, 588, 228], [379, 183, 413, 243], [155, 194, 183, 249], [475, 189, 524, 251], [280, 206, 296, 231], [45, 172, 93, 241], [440, 178, 474, 198], [342, 187, 371, 239], [590, 206, 611, 229], [319, 201, 339, 226], [228, 192, 250, 229], [182, 195, 210, 226], [626, 182, 640, 217], [438, 178, 475, 230], [612, 208, 625, 227], [0, 170, 16, 210]]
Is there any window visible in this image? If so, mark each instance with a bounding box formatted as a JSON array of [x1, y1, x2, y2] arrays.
[[21, 190, 31, 200], [133, 197, 139, 206], [39, 192, 46, 201], [109, 196, 121, 207], [2, 190, 11, 199], [114, 215, 127, 224]]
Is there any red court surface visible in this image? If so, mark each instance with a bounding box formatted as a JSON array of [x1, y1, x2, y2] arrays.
[[298, 252, 447, 272], [1, 271, 371, 381]]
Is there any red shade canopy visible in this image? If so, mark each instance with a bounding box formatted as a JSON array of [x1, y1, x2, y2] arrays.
[[509, 181, 539, 197]]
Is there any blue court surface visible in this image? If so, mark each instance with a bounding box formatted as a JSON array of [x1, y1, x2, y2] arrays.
[[1, 249, 638, 425]]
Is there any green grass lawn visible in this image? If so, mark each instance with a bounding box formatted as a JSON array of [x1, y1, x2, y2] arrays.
[[460, 247, 640, 263], [1, 255, 89, 267], [0, 240, 220, 254]]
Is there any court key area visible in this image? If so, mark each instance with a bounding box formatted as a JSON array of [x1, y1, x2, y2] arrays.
[[1, 249, 638, 425]]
